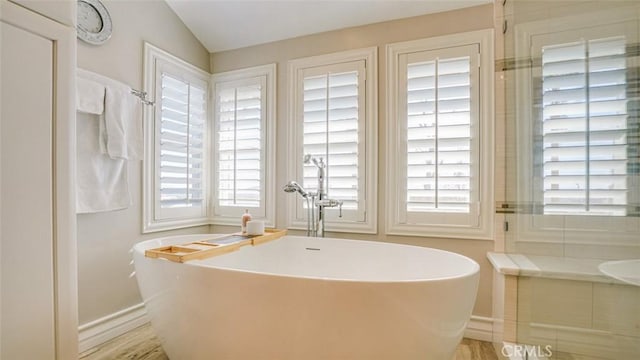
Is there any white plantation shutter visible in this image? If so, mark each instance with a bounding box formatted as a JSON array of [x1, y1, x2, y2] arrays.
[[387, 31, 493, 238], [143, 43, 210, 232], [212, 64, 275, 225], [540, 36, 629, 216], [301, 61, 366, 221], [405, 56, 472, 212], [288, 48, 377, 234], [398, 44, 481, 227], [157, 72, 207, 216], [215, 78, 265, 213]]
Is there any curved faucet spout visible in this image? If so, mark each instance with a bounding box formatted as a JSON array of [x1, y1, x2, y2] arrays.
[[304, 154, 325, 169], [304, 154, 325, 199]]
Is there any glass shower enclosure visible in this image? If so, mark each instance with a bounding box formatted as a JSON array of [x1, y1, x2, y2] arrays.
[[500, 0, 639, 358]]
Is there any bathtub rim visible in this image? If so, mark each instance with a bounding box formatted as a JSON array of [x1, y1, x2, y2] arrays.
[[133, 234, 480, 284]]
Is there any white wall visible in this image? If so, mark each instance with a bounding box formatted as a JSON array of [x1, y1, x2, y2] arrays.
[[9, 0, 75, 27], [210, 4, 496, 318], [76, 0, 210, 326], [76, 0, 496, 330]]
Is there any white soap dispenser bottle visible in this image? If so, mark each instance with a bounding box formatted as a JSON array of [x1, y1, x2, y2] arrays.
[[241, 209, 252, 234]]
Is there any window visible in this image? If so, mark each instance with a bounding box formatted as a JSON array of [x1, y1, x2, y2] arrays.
[[538, 37, 630, 216], [386, 30, 494, 239], [287, 48, 377, 233], [212, 64, 276, 226], [143, 45, 276, 232], [302, 65, 362, 213], [143, 43, 210, 232], [403, 48, 475, 214], [157, 73, 206, 212], [514, 10, 639, 244]]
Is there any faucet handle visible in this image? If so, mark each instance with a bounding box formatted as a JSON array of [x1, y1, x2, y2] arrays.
[[316, 198, 343, 217]]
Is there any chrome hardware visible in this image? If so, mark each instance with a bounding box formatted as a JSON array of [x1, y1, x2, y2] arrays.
[[284, 154, 343, 237]]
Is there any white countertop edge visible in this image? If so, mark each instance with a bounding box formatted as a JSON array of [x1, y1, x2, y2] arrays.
[[487, 252, 628, 284], [487, 252, 520, 276]]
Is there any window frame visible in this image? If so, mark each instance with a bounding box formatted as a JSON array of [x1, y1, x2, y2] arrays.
[[286, 47, 378, 234], [513, 9, 639, 246], [210, 64, 276, 227], [142, 42, 211, 233], [386, 29, 495, 240]]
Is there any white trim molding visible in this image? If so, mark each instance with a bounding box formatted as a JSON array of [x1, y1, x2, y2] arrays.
[[385, 29, 495, 240], [142, 42, 211, 233], [465, 315, 495, 342], [78, 303, 149, 353], [286, 47, 378, 234], [1, 2, 78, 358], [210, 63, 277, 228]]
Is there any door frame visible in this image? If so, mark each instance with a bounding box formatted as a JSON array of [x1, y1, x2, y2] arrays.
[[1, 1, 78, 358]]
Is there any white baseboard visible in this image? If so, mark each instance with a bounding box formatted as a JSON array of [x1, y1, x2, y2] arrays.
[[78, 303, 148, 353], [465, 315, 494, 342]]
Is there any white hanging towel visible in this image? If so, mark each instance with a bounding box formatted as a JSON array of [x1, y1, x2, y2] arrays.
[[77, 68, 143, 160], [76, 111, 130, 213], [76, 77, 105, 115], [75, 68, 142, 213], [104, 82, 142, 160]]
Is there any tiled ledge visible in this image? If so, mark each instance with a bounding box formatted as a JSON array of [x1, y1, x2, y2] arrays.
[[487, 252, 627, 284]]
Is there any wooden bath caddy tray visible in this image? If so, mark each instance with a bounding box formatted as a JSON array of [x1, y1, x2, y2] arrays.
[[145, 229, 287, 263]]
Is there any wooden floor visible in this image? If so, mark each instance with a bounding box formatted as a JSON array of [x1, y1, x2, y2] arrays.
[[80, 323, 498, 360], [79, 324, 167, 360], [455, 338, 499, 360]]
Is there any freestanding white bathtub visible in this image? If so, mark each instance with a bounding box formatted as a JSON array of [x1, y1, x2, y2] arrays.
[[133, 235, 480, 360]]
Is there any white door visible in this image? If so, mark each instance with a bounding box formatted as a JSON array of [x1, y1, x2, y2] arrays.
[[0, 1, 77, 359]]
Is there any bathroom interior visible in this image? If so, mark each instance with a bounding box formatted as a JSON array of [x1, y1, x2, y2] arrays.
[[1, 0, 639, 359]]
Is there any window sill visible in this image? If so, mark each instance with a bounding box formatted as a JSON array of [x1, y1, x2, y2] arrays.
[[287, 219, 377, 235], [386, 221, 494, 241], [211, 215, 275, 229], [142, 217, 210, 234]]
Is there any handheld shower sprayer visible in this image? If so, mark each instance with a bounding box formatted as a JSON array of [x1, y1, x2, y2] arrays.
[[283, 181, 309, 198], [283, 180, 314, 236]]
